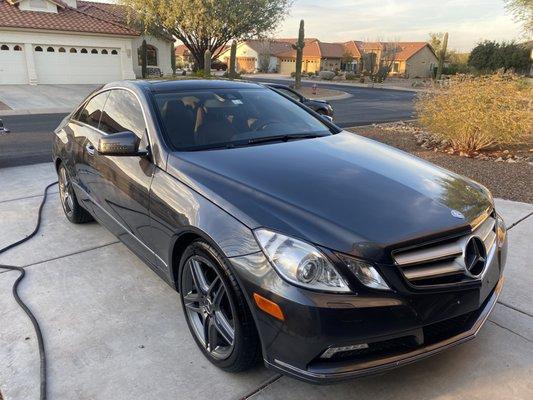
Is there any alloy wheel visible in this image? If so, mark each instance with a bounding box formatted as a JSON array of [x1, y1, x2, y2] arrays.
[[58, 166, 74, 218], [182, 256, 236, 360]]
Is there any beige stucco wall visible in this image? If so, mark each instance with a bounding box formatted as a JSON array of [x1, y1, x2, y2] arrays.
[[405, 46, 438, 78], [132, 35, 173, 77]]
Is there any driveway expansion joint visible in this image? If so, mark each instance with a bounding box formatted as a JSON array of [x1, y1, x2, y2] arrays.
[[507, 211, 533, 230], [487, 320, 532, 343], [240, 374, 282, 400]]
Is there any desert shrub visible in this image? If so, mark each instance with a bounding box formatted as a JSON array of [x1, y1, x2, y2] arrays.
[[222, 71, 242, 79], [290, 71, 296, 78], [345, 73, 357, 80], [416, 73, 531, 152], [319, 70, 335, 80]]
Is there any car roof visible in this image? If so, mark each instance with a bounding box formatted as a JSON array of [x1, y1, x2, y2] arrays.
[[123, 79, 265, 93]]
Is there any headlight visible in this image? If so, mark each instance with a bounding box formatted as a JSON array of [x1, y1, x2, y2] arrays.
[[496, 213, 507, 247], [254, 229, 350, 292], [339, 255, 391, 291]]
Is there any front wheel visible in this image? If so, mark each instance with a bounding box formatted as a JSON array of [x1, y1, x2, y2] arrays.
[[179, 240, 260, 372], [58, 163, 93, 224]]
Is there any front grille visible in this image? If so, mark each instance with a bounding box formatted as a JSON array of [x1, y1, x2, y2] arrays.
[[423, 312, 474, 343], [393, 212, 497, 287]]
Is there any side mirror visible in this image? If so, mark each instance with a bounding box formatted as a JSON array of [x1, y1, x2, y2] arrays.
[[98, 131, 146, 156], [0, 119, 9, 133]]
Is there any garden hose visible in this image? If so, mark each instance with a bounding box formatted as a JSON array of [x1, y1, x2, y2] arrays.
[[0, 181, 58, 400]]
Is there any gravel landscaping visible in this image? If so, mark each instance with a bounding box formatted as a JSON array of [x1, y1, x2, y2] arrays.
[[348, 122, 533, 204]]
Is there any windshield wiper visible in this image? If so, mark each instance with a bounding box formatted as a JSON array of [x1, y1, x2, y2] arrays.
[[248, 133, 326, 145]]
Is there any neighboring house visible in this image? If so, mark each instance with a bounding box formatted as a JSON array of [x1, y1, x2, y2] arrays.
[[174, 44, 195, 69], [216, 40, 293, 73], [0, 0, 174, 85], [356, 41, 437, 78]]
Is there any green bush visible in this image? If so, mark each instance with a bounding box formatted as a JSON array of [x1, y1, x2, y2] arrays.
[[416, 73, 531, 152], [345, 73, 357, 80], [319, 70, 335, 80]]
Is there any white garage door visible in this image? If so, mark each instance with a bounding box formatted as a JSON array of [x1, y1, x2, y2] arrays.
[[34, 45, 122, 84], [0, 44, 28, 84]]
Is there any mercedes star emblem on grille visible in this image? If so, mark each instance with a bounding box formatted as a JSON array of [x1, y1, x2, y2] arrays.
[[451, 210, 465, 219], [464, 237, 486, 277]]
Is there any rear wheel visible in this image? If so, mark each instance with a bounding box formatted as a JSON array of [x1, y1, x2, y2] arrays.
[[58, 163, 93, 224], [179, 240, 260, 372]]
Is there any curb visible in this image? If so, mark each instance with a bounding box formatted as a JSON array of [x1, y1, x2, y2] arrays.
[[0, 107, 71, 116]]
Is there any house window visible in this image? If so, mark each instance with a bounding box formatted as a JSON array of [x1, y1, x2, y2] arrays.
[[111, 50, 118, 55], [101, 49, 108, 55], [81, 48, 88, 53], [70, 48, 77, 53], [91, 49, 98, 54], [0, 45, 8, 51], [14, 45, 22, 51], [138, 44, 158, 66], [46, 46, 55, 52], [392, 61, 400, 73], [58, 47, 66, 53], [35, 46, 43, 52]]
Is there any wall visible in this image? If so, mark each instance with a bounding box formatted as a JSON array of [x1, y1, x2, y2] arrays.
[[405, 45, 437, 78], [132, 35, 173, 77]]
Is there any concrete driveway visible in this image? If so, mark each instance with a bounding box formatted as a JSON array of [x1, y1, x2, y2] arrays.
[[0, 163, 532, 400]]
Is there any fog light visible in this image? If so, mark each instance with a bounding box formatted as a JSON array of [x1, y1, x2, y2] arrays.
[[320, 343, 369, 359]]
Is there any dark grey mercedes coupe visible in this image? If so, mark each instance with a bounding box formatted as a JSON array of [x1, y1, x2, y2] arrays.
[[52, 79, 507, 383]]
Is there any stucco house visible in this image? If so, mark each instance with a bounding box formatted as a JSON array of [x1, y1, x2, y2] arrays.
[[216, 40, 293, 73], [0, 0, 174, 85], [355, 41, 438, 78]]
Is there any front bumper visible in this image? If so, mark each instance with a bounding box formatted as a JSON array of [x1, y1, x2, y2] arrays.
[[266, 277, 503, 383], [229, 239, 506, 384]]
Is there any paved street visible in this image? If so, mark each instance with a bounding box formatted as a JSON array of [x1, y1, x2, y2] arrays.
[[0, 81, 415, 168], [0, 162, 532, 400]]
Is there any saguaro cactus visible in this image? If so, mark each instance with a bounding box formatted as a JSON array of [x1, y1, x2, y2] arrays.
[[140, 39, 147, 79], [204, 49, 212, 77], [229, 40, 237, 79], [293, 20, 305, 89], [436, 32, 448, 80]]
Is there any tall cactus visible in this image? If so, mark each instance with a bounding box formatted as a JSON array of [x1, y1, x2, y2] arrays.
[[204, 49, 211, 77], [140, 39, 147, 79], [229, 40, 237, 79], [293, 20, 305, 89], [436, 32, 448, 80]]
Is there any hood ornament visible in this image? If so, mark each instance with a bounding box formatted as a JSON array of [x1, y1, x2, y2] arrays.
[[451, 210, 465, 219]]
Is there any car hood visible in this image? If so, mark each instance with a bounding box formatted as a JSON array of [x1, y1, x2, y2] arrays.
[[167, 132, 492, 262]]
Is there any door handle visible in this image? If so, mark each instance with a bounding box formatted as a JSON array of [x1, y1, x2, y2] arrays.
[[86, 143, 95, 156]]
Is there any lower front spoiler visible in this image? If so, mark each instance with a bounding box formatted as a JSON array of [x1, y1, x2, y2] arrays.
[[265, 277, 504, 384]]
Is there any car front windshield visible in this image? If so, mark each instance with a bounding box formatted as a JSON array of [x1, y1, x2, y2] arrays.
[[154, 87, 331, 150]]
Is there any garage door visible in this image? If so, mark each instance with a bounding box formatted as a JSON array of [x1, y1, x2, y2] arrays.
[[34, 45, 122, 84], [0, 44, 28, 84], [279, 59, 295, 75], [236, 57, 256, 73]]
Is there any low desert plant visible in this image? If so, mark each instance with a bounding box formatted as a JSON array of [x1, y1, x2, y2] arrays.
[[416, 73, 531, 152], [345, 72, 357, 80], [319, 70, 335, 80]]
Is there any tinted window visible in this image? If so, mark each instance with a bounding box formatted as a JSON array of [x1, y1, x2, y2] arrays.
[[154, 88, 330, 150], [99, 90, 146, 138], [275, 87, 301, 101], [77, 92, 109, 129]]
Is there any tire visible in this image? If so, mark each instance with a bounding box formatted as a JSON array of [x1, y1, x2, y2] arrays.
[[179, 240, 260, 372], [57, 163, 93, 224]]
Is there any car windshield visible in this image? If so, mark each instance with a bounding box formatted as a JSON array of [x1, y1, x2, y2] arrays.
[[154, 87, 331, 150]]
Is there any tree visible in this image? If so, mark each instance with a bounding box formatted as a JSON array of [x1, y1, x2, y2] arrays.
[[469, 40, 531, 73], [504, 0, 533, 34], [293, 20, 305, 89], [257, 40, 272, 73], [375, 41, 400, 82], [121, 0, 292, 70], [468, 40, 501, 72]]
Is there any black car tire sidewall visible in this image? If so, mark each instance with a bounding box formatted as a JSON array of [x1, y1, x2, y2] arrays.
[[178, 240, 260, 371]]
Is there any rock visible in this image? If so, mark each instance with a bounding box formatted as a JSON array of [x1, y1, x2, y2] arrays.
[[506, 158, 517, 163], [495, 157, 504, 162]]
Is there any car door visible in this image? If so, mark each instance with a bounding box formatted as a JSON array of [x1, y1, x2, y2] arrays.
[[68, 91, 110, 213], [83, 89, 157, 267]]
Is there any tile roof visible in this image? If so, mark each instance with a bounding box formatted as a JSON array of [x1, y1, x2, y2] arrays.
[[0, 0, 139, 36], [394, 42, 432, 60]]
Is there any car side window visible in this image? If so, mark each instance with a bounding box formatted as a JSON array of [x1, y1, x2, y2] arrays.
[[76, 92, 109, 129], [277, 88, 302, 102], [99, 89, 146, 139]]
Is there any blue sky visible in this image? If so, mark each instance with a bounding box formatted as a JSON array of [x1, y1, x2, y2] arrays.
[[275, 0, 525, 51]]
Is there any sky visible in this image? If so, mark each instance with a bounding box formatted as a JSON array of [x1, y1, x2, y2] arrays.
[[100, 0, 526, 52], [274, 0, 526, 51]]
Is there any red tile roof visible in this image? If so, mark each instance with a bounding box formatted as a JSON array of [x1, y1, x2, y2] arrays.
[[395, 42, 433, 60], [0, 0, 139, 36]]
